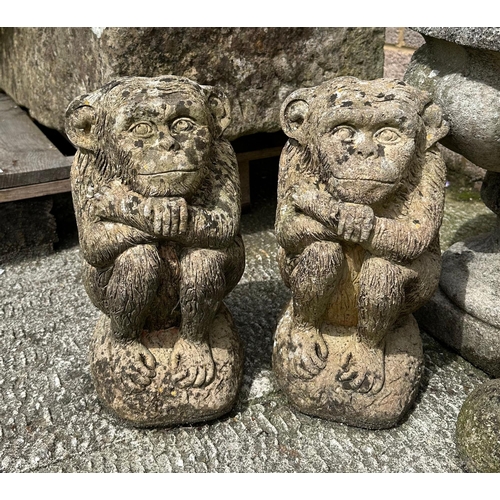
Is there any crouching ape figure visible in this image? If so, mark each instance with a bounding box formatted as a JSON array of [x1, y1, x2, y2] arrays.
[[66, 76, 245, 426], [273, 77, 449, 429]]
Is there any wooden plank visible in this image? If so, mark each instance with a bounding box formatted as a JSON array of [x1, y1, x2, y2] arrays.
[[236, 146, 283, 163], [0, 178, 71, 203], [0, 93, 72, 189]]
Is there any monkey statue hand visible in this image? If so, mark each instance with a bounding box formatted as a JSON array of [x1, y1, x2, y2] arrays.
[[335, 202, 374, 243], [170, 338, 215, 389], [143, 197, 189, 239], [336, 336, 385, 394]]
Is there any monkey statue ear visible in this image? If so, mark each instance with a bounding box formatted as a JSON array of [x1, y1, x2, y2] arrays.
[[280, 87, 315, 144], [421, 102, 450, 149], [204, 88, 231, 137], [65, 98, 98, 152]]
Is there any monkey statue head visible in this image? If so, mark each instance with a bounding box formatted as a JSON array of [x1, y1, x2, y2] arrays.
[[65, 75, 231, 198], [280, 77, 449, 205]]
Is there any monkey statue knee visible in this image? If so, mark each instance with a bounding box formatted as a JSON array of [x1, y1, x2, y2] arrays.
[[273, 76, 449, 429], [65, 75, 245, 427]]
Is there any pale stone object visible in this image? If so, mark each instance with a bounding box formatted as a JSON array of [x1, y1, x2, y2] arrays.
[[65, 76, 245, 426], [405, 28, 500, 377], [273, 77, 449, 429]]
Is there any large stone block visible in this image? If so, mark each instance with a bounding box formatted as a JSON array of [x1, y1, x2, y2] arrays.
[[0, 27, 384, 140]]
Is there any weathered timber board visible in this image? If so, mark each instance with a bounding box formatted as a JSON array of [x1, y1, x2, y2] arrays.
[[0, 92, 72, 189], [0, 178, 72, 203]]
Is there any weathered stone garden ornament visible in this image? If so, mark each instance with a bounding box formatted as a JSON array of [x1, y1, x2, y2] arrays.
[[66, 75, 245, 426], [273, 77, 449, 429], [405, 27, 500, 473], [405, 28, 500, 378]]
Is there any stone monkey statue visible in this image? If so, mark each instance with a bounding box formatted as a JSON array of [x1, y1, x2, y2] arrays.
[[66, 75, 245, 426], [273, 77, 449, 429]]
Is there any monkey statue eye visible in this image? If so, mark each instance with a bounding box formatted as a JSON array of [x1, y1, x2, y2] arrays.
[[331, 126, 356, 141], [171, 118, 195, 134], [129, 122, 155, 138], [374, 127, 402, 145]]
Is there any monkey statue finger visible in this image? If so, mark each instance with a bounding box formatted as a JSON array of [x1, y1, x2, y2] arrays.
[[170, 337, 216, 389], [336, 202, 375, 243]]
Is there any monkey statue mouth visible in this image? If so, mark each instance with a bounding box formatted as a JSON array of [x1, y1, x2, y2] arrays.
[[329, 177, 398, 205], [138, 169, 198, 177], [332, 176, 396, 186]]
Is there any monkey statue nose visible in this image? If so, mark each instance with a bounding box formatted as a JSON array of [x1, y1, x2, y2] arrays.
[[356, 140, 377, 158], [159, 134, 179, 151]]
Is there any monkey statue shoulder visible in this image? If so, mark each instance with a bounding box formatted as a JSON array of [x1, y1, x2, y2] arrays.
[[66, 76, 245, 427], [273, 77, 449, 429]]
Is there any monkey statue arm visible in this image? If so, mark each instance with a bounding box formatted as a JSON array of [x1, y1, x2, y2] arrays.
[[280, 176, 379, 249], [72, 183, 157, 269], [275, 176, 342, 254], [362, 150, 446, 262], [78, 219, 157, 269], [82, 179, 185, 238]]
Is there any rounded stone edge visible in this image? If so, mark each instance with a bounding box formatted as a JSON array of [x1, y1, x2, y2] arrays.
[[411, 27, 500, 52], [456, 379, 500, 473], [415, 288, 500, 378]]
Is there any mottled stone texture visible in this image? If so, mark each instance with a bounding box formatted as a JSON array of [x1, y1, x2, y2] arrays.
[[273, 77, 448, 429], [0, 28, 384, 141], [405, 35, 500, 172], [66, 76, 245, 426], [405, 29, 500, 377], [456, 379, 500, 472]]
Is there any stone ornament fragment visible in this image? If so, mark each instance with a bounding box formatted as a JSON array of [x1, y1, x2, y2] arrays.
[[273, 77, 449, 429], [66, 76, 245, 426], [456, 379, 500, 472]]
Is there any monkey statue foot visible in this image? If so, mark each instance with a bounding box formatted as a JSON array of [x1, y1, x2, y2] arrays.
[[273, 302, 424, 429], [89, 305, 243, 427], [337, 336, 385, 395], [287, 322, 328, 380], [112, 338, 157, 392], [170, 337, 216, 389]]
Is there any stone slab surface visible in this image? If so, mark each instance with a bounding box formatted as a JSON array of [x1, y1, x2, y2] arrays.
[[412, 28, 500, 52], [0, 174, 493, 473], [0, 28, 384, 141]]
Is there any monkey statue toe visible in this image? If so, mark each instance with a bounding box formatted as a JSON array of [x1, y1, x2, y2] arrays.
[[273, 77, 449, 429], [66, 75, 245, 427]]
